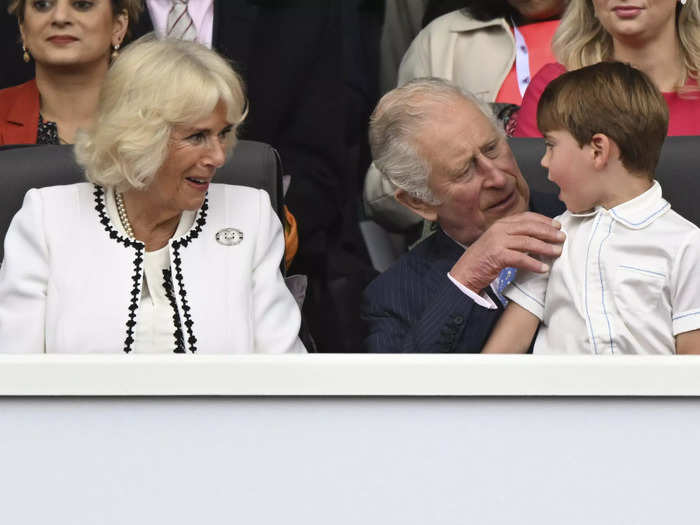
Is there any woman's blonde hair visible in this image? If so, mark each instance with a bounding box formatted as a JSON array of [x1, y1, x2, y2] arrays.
[[74, 36, 247, 191], [8, 0, 143, 41], [553, 0, 700, 89]]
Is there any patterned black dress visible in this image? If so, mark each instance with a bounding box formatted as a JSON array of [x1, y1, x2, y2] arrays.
[[36, 114, 60, 145]]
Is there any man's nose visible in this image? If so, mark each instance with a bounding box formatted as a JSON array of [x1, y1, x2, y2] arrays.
[[479, 155, 507, 187]]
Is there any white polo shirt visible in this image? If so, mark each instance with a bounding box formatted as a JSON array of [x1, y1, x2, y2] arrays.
[[505, 181, 700, 354]]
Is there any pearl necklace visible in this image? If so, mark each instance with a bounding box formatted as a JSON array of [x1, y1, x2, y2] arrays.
[[115, 192, 135, 239]]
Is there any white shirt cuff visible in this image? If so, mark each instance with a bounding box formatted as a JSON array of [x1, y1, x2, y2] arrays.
[[673, 309, 700, 336], [447, 272, 498, 310]]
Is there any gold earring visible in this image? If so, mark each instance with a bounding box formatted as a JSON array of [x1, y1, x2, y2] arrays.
[[22, 45, 30, 63], [111, 43, 120, 61]]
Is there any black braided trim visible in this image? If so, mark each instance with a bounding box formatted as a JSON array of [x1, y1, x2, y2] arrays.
[[162, 269, 186, 353], [170, 198, 209, 353], [93, 185, 145, 353], [123, 247, 144, 352]]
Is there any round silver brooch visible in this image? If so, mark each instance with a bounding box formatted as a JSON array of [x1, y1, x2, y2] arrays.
[[216, 228, 244, 246]]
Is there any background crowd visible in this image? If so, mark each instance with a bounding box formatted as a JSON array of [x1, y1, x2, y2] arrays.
[[1, 0, 699, 354]]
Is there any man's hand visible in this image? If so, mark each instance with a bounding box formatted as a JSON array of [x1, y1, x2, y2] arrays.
[[450, 212, 565, 293]]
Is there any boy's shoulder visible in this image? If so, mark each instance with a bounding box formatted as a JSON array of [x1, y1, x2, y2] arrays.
[[629, 203, 700, 267], [553, 199, 699, 261], [662, 207, 700, 234]]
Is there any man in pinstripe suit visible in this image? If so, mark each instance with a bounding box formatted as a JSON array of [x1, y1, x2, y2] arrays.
[[362, 78, 565, 353]]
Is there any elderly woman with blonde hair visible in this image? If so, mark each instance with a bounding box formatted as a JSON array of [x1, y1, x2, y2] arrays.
[[0, 36, 306, 354]]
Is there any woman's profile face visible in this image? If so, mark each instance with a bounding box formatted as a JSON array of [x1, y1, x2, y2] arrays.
[[592, 0, 678, 43], [146, 101, 233, 214], [507, 0, 565, 21], [20, 0, 128, 69]]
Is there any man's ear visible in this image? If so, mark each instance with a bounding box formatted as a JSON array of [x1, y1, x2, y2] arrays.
[[395, 189, 439, 222], [590, 133, 612, 169]]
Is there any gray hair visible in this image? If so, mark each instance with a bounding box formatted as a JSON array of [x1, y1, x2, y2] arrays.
[[369, 77, 500, 205]]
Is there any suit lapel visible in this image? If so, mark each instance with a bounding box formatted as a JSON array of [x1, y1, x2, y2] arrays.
[[423, 229, 465, 295], [431, 229, 466, 267], [426, 229, 506, 310]]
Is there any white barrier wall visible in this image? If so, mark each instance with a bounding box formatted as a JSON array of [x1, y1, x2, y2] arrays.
[[1, 355, 699, 524]]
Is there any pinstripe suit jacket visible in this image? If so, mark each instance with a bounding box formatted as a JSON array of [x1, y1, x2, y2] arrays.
[[361, 192, 564, 353]]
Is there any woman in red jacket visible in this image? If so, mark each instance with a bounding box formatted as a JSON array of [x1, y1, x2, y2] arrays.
[[514, 0, 700, 137], [0, 0, 140, 146]]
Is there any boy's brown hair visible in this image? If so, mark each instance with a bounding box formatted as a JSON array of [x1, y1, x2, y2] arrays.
[[537, 61, 669, 176]]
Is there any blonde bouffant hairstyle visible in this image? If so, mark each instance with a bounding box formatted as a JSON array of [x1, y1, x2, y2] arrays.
[[74, 36, 247, 191], [553, 0, 700, 90]]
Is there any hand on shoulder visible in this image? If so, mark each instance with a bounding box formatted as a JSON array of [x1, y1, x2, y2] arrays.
[[449, 211, 565, 293]]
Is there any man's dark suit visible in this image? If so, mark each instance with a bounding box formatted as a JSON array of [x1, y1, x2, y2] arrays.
[[361, 192, 564, 353]]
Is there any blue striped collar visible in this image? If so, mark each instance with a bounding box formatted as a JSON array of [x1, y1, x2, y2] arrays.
[[569, 180, 670, 230]]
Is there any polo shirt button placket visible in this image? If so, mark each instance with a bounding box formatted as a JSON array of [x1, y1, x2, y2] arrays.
[[585, 213, 616, 354], [584, 214, 602, 353], [598, 214, 616, 354]]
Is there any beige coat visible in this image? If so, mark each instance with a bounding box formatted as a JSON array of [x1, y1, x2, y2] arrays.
[[397, 11, 515, 99]]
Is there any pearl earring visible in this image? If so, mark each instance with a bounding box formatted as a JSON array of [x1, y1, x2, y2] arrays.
[[111, 43, 121, 61]]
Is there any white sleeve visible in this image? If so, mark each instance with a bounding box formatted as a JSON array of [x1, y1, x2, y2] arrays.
[[671, 229, 700, 335], [503, 269, 550, 321], [0, 189, 48, 353], [251, 190, 306, 353]]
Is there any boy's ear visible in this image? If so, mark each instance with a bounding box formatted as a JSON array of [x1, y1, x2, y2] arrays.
[[590, 133, 613, 169], [395, 189, 439, 222]]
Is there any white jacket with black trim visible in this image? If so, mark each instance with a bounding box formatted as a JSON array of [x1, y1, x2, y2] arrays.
[[0, 182, 306, 354]]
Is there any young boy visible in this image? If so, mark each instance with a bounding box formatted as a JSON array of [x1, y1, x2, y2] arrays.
[[483, 62, 700, 354]]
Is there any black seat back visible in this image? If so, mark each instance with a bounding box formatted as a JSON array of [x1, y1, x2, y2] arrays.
[[0, 140, 283, 261], [509, 136, 700, 226]]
